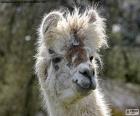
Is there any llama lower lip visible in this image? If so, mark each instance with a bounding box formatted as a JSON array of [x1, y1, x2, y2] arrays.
[[75, 83, 92, 96], [76, 82, 91, 89], [75, 79, 92, 92]]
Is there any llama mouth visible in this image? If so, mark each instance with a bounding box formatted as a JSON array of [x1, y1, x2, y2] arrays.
[[72, 75, 96, 94], [76, 82, 91, 90], [76, 77, 96, 91]]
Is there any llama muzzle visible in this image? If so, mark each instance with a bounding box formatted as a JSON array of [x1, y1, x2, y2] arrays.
[[72, 62, 96, 92]]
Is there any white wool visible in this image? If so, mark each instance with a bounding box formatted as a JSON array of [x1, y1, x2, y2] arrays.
[[35, 7, 110, 116]]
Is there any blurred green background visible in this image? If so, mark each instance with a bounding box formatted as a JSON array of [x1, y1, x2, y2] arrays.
[[0, 0, 140, 116]]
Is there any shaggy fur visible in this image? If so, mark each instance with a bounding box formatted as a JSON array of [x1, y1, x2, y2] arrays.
[[35, 8, 110, 116]]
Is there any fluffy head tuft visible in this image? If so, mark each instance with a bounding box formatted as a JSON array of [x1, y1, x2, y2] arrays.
[[38, 7, 107, 50]]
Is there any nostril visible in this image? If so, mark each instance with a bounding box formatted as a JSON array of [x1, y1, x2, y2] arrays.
[[72, 78, 78, 83], [75, 79, 78, 83], [79, 70, 90, 78], [83, 71, 89, 77]]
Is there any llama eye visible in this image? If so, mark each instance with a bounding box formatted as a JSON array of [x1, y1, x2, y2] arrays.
[[89, 56, 94, 62], [52, 57, 62, 63]]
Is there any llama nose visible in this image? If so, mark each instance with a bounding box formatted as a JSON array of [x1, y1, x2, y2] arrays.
[[79, 65, 94, 79], [77, 63, 96, 90]]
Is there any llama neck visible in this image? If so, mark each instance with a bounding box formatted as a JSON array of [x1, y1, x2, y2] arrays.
[[45, 89, 109, 116]]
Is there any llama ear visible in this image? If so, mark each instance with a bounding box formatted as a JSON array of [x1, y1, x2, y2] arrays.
[[41, 11, 62, 35], [88, 9, 97, 23]]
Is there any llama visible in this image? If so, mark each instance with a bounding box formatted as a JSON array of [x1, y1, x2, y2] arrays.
[[35, 8, 110, 116]]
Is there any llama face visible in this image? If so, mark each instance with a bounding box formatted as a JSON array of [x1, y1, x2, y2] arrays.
[[45, 37, 97, 104], [36, 9, 107, 105]]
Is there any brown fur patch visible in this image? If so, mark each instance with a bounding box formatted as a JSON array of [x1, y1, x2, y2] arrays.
[[65, 30, 87, 66], [66, 46, 87, 66]]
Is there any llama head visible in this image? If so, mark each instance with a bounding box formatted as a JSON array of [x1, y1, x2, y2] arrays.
[[36, 8, 107, 106]]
